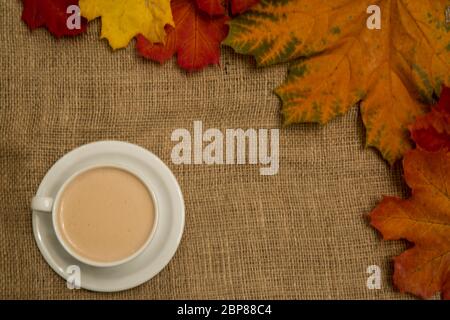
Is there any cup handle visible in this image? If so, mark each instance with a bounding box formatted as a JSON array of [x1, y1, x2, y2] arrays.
[[31, 196, 54, 213]]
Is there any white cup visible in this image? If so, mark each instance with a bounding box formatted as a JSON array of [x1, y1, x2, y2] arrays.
[[31, 164, 158, 268]]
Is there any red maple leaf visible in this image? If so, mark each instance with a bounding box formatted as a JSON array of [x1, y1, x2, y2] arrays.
[[410, 86, 450, 152], [196, 0, 260, 15], [136, 0, 260, 71], [22, 0, 87, 37], [136, 0, 229, 72], [196, 0, 226, 16]]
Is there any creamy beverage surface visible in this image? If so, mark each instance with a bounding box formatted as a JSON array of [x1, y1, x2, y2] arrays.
[[56, 167, 155, 263]]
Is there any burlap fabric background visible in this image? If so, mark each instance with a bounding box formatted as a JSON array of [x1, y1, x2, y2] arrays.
[[1, 1, 414, 299]]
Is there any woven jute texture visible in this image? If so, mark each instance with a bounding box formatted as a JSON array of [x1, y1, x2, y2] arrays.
[[1, 1, 413, 299]]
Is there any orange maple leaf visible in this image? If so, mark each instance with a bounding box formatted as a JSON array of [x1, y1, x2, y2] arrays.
[[370, 149, 450, 299], [224, 0, 450, 164], [370, 87, 450, 299]]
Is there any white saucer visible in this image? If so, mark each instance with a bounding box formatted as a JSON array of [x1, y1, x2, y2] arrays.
[[32, 141, 185, 292]]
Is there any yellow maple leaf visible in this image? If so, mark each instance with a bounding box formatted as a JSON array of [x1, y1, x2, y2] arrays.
[[79, 0, 174, 49], [224, 0, 450, 164]]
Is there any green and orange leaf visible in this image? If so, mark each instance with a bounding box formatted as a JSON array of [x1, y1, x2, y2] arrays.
[[224, 0, 450, 164]]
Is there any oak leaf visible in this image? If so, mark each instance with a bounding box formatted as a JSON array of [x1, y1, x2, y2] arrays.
[[136, 0, 229, 71], [410, 86, 450, 152], [224, 0, 450, 164], [79, 0, 174, 49], [21, 0, 87, 37]]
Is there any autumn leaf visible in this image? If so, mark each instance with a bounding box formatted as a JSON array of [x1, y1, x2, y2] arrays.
[[230, 0, 260, 15], [136, 0, 229, 71], [370, 86, 450, 299], [224, 0, 450, 164], [196, 0, 226, 15], [410, 86, 450, 152], [79, 0, 174, 49], [137, 25, 177, 65], [196, 0, 260, 15], [370, 148, 450, 299], [136, 0, 259, 71], [21, 0, 87, 37]]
